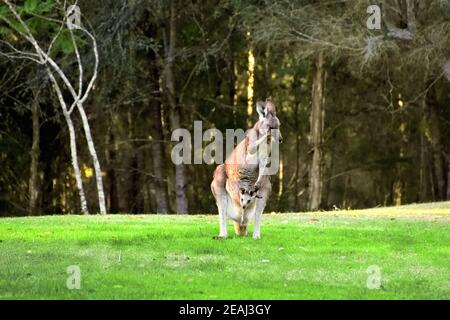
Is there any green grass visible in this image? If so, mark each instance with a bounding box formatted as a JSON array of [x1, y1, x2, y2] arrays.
[[0, 206, 449, 299]]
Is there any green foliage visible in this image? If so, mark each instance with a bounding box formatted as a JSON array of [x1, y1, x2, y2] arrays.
[[0, 4, 8, 18], [26, 16, 52, 33], [0, 0, 54, 18], [24, 0, 38, 13], [0, 0, 55, 35], [24, 0, 54, 14], [0, 25, 9, 35], [0, 11, 27, 34], [37, 0, 54, 13], [53, 30, 75, 55]]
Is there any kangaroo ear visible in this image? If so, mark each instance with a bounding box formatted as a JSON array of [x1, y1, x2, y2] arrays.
[[239, 188, 245, 194], [256, 101, 267, 119]]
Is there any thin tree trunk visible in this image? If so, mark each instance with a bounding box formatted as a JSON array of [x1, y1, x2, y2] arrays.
[[395, 108, 407, 206], [142, 13, 170, 214], [106, 130, 119, 213], [293, 74, 302, 212], [76, 103, 107, 214], [48, 71, 89, 214], [419, 130, 430, 202], [41, 121, 59, 213], [308, 52, 326, 211], [150, 96, 170, 213], [66, 113, 88, 214], [447, 163, 450, 200], [128, 153, 140, 213], [294, 121, 301, 211], [246, 45, 255, 127], [429, 98, 446, 200], [29, 91, 40, 216], [165, 0, 188, 214], [228, 55, 236, 108], [277, 157, 284, 205], [419, 85, 431, 202], [326, 139, 337, 209]]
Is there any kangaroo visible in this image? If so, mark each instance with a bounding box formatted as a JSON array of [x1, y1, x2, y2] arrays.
[[211, 99, 282, 240]]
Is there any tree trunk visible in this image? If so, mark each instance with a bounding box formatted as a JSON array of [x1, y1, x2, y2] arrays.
[[40, 120, 60, 213], [308, 52, 326, 211], [106, 130, 119, 213], [128, 152, 140, 213], [142, 12, 170, 214], [165, 0, 188, 214], [48, 71, 89, 214], [294, 117, 301, 211], [419, 83, 433, 202], [429, 97, 447, 200], [395, 107, 408, 206], [419, 125, 430, 202], [29, 92, 40, 216], [293, 73, 303, 212], [66, 114, 88, 214], [76, 103, 107, 214], [326, 137, 338, 209], [149, 94, 170, 213], [447, 163, 450, 200], [246, 45, 255, 127]]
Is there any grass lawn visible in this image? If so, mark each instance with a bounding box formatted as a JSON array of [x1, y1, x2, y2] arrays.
[[0, 204, 449, 299]]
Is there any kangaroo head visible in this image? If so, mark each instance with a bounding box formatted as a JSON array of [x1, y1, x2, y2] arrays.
[[256, 100, 277, 119], [256, 100, 283, 143], [239, 187, 261, 209]]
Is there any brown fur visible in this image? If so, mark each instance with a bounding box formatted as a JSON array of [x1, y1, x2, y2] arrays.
[[211, 100, 281, 239]]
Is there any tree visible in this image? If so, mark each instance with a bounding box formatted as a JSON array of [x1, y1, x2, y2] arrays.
[[308, 51, 326, 211], [135, 6, 170, 213], [163, 0, 188, 214], [0, 0, 106, 214], [2, 0, 450, 216], [28, 80, 42, 215]]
